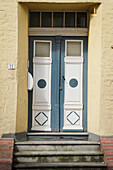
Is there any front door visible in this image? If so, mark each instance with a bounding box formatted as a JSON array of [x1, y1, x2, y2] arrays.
[[28, 36, 88, 132]]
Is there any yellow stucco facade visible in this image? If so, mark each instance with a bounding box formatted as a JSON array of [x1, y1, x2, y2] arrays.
[[0, 0, 113, 138], [0, 1, 18, 136]]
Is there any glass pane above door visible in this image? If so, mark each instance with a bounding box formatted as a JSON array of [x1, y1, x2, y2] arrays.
[[35, 41, 50, 57], [53, 12, 63, 27], [67, 41, 81, 57], [41, 12, 52, 27], [29, 12, 40, 27], [29, 11, 88, 28], [77, 12, 87, 28], [65, 12, 75, 28]]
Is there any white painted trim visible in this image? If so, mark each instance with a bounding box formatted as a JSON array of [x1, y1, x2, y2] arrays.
[[33, 57, 52, 64], [63, 126, 83, 130], [32, 105, 51, 110], [31, 126, 51, 131], [64, 104, 83, 109], [29, 28, 88, 36], [64, 57, 83, 64]]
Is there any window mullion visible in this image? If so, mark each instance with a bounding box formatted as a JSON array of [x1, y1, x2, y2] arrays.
[[52, 12, 53, 27], [63, 12, 65, 27], [40, 12, 41, 27], [75, 12, 77, 28]]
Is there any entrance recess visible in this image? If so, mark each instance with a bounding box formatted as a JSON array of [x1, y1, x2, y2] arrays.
[[28, 36, 88, 132]]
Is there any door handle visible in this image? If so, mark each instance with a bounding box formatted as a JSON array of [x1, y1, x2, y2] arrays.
[[27, 72, 33, 90], [62, 76, 65, 81]]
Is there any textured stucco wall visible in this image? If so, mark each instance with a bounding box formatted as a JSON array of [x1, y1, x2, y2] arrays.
[[0, 1, 18, 137], [100, 0, 113, 136], [88, 5, 102, 136], [88, 0, 113, 136], [0, 1, 28, 137]]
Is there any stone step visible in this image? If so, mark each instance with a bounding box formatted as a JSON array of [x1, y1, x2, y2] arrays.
[[13, 140, 107, 169], [15, 141, 100, 151], [27, 132, 89, 141], [13, 162, 107, 170], [14, 151, 104, 163]]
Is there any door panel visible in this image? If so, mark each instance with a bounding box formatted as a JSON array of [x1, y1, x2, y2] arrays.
[[63, 40, 83, 130], [32, 40, 52, 131], [28, 36, 88, 132]]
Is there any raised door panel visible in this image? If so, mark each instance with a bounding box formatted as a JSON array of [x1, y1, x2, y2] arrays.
[[32, 40, 52, 131], [63, 40, 83, 130]]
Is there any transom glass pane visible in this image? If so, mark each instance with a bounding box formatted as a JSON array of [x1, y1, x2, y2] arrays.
[[67, 41, 81, 56], [42, 12, 52, 27], [29, 12, 40, 27], [65, 12, 75, 27], [53, 12, 63, 27], [77, 12, 87, 28], [29, 11, 88, 28], [35, 42, 50, 57]]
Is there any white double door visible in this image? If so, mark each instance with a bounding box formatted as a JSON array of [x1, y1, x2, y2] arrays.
[[29, 36, 87, 132]]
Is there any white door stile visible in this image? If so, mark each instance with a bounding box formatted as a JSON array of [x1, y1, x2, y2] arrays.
[[32, 40, 52, 131], [63, 40, 83, 130]]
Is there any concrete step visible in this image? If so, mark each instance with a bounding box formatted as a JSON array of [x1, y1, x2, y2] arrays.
[[14, 151, 104, 163], [13, 162, 107, 170], [13, 140, 107, 169], [15, 141, 100, 151], [27, 132, 89, 141]]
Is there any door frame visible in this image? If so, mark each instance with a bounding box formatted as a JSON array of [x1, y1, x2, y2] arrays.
[[28, 36, 88, 132]]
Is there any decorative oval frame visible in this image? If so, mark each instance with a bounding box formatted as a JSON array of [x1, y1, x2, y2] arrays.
[[69, 78, 78, 88], [37, 79, 47, 88]]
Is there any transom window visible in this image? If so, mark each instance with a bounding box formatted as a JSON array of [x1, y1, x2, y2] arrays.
[[29, 11, 88, 28]]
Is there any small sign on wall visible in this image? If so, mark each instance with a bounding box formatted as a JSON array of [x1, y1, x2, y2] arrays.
[[8, 64, 15, 70]]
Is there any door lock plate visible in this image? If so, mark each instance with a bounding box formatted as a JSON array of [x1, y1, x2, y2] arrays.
[[59, 87, 62, 91]]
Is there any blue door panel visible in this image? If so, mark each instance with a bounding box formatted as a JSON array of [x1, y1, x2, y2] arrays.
[[51, 37, 61, 131]]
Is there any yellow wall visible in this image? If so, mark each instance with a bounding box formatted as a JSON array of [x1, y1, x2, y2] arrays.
[[1, 0, 113, 137], [0, 1, 28, 137], [100, 0, 113, 136], [0, 1, 18, 137], [16, 3, 28, 133], [88, 5, 102, 136], [88, 0, 113, 136]]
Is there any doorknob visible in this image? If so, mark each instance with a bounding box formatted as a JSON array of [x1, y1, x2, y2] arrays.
[[62, 76, 65, 80]]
